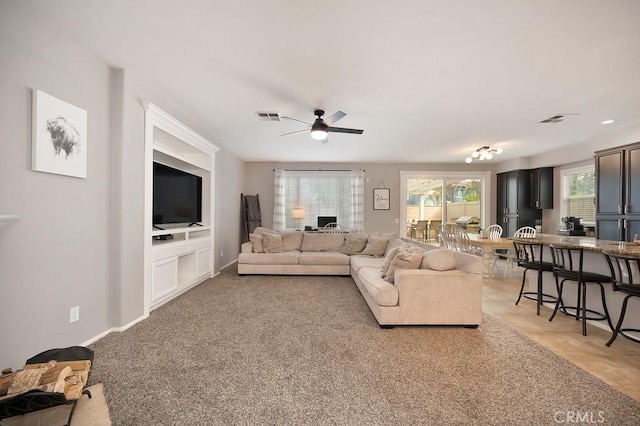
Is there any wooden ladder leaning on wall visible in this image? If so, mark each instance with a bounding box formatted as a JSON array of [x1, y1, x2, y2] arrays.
[[241, 193, 261, 242]]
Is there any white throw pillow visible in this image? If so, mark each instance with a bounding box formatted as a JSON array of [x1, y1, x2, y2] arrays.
[[340, 234, 369, 255], [384, 249, 423, 283], [421, 249, 457, 271], [360, 237, 389, 257], [380, 244, 409, 277], [262, 232, 284, 253], [249, 233, 264, 253]]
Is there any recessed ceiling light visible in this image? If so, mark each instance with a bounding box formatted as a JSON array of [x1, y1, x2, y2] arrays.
[[601, 119, 616, 125]]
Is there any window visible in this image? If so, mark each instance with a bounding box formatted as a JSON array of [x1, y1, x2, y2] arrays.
[[273, 169, 364, 232], [561, 165, 595, 224]]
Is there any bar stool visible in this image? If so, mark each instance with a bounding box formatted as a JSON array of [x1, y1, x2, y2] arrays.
[[602, 251, 640, 347], [513, 240, 558, 315], [548, 245, 614, 336]]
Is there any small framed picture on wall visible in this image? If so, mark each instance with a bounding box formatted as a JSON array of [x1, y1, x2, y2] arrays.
[[373, 188, 390, 210]]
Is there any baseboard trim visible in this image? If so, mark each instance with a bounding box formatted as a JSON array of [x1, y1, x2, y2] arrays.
[[220, 259, 238, 271], [81, 313, 149, 347]]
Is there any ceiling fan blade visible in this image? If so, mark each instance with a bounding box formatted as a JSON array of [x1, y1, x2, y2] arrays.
[[281, 116, 312, 126], [281, 129, 310, 137], [327, 126, 364, 134], [323, 111, 346, 125]]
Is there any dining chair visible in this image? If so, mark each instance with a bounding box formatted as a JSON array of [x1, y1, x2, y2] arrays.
[[322, 222, 343, 234], [452, 225, 480, 255], [439, 224, 458, 251], [486, 224, 503, 238], [415, 220, 428, 242], [602, 251, 640, 346], [428, 220, 442, 243]]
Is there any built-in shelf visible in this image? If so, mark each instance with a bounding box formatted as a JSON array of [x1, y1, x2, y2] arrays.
[[0, 215, 19, 222]]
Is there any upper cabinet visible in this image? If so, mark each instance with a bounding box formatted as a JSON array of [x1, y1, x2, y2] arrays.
[[595, 142, 640, 241], [529, 167, 553, 209]]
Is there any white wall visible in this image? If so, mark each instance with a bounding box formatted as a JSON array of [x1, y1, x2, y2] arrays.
[[0, 2, 245, 368], [244, 162, 496, 234], [0, 3, 113, 367]]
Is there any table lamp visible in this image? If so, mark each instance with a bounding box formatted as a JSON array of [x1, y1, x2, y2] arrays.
[[292, 208, 305, 231]]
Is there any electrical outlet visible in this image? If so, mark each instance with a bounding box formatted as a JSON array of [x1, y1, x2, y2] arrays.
[[394, 218, 400, 224], [70, 306, 80, 323], [220, 250, 224, 257]]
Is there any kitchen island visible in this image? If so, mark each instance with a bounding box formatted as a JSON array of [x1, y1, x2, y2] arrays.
[[512, 234, 640, 340]]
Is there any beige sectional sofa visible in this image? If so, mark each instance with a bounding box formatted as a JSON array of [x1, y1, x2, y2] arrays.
[[238, 229, 483, 327]]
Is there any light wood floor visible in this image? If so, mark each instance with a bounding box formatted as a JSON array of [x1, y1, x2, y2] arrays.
[[483, 268, 640, 402]]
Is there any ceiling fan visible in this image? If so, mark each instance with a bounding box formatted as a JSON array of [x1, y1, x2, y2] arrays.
[[280, 109, 364, 142]]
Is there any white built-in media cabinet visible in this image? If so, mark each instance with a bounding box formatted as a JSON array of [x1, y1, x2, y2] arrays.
[[143, 102, 219, 312]]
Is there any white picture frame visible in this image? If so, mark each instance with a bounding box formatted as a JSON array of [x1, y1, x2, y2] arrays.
[[32, 89, 87, 178], [373, 188, 390, 210]]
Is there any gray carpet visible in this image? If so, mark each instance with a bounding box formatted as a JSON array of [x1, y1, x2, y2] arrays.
[[89, 264, 640, 425]]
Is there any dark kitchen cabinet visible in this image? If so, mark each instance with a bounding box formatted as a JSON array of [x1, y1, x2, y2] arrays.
[[530, 167, 553, 209], [595, 142, 640, 241], [496, 170, 542, 237]]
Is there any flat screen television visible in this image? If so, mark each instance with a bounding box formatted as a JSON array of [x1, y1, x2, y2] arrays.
[[153, 162, 202, 226], [317, 216, 337, 228]]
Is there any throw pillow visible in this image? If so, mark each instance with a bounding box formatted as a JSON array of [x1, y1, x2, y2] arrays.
[[380, 244, 409, 277], [281, 231, 304, 251], [360, 237, 389, 257], [262, 232, 284, 253], [252, 227, 275, 236], [384, 249, 423, 283], [249, 233, 264, 253], [340, 234, 368, 255], [421, 248, 457, 271]]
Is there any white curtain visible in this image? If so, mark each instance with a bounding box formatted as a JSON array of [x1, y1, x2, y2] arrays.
[[350, 169, 365, 233], [273, 168, 286, 231]]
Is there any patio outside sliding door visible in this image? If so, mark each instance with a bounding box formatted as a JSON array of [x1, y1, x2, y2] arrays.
[[401, 171, 490, 243]]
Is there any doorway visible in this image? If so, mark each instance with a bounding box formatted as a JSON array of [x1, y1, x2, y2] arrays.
[[400, 171, 490, 243]]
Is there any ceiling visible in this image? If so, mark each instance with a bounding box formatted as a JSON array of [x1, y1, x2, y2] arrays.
[[14, 0, 640, 164]]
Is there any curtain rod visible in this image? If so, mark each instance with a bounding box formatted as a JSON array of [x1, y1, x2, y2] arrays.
[[273, 168, 366, 172]]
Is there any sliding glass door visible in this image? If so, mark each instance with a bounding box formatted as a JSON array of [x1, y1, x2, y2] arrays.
[[401, 171, 490, 242]]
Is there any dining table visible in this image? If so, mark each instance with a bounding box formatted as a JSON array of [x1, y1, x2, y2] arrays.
[[467, 233, 514, 280]]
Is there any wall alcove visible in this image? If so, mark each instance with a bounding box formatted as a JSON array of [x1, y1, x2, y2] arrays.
[[142, 102, 219, 313]]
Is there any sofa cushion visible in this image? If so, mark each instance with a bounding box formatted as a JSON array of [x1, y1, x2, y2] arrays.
[[299, 251, 350, 265], [340, 234, 368, 255], [360, 236, 389, 257], [357, 267, 399, 306], [384, 249, 424, 283], [249, 234, 264, 253], [281, 231, 304, 251], [262, 232, 284, 253], [421, 248, 457, 271], [238, 251, 300, 265], [350, 255, 384, 275], [301, 232, 345, 252]]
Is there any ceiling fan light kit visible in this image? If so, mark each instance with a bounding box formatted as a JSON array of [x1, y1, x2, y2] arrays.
[[281, 109, 363, 142], [465, 146, 502, 163]]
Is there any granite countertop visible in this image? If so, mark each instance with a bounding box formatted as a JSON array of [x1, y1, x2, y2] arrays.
[[514, 233, 640, 257]]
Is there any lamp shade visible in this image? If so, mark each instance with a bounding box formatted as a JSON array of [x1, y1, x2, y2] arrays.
[[292, 209, 305, 219]]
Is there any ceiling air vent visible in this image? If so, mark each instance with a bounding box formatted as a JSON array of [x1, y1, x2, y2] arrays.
[[540, 114, 579, 124], [255, 111, 280, 121]]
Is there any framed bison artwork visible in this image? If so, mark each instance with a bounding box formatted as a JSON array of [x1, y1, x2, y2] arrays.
[[32, 89, 87, 178]]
